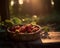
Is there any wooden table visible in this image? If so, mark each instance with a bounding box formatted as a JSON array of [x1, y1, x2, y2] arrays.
[[0, 32, 60, 48]]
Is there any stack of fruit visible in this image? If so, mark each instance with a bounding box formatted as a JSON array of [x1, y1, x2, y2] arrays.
[[7, 24, 41, 41], [9, 24, 40, 33]]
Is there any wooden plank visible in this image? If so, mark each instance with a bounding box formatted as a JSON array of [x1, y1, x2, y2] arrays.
[[41, 32, 60, 43]]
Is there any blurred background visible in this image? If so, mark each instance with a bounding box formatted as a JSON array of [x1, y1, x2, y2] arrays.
[[0, 0, 60, 31]]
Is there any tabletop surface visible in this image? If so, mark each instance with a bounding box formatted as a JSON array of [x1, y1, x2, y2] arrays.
[[0, 31, 60, 48]]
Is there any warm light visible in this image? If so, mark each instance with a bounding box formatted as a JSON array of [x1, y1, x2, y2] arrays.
[[33, 15, 37, 18], [31, 0, 37, 4], [11, 0, 14, 6], [22, 19, 25, 21], [19, 0, 24, 5], [31, 0, 39, 5], [51, 0, 54, 6], [26, 0, 30, 3], [51, 1, 54, 5]]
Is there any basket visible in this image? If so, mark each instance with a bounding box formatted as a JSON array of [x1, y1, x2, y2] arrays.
[[7, 25, 41, 41]]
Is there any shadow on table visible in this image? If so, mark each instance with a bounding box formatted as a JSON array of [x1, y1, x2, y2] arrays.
[[0, 32, 60, 48], [0, 32, 44, 48]]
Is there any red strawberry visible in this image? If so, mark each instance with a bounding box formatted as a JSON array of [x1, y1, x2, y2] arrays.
[[15, 25, 20, 29], [27, 29, 32, 33], [20, 25, 26, 32], [26, 24, 33, 30]]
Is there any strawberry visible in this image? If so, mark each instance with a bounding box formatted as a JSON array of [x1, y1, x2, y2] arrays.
[[15, 25, 20, 29], [27, 29, 32, 33], [20, 25, 26, 32]]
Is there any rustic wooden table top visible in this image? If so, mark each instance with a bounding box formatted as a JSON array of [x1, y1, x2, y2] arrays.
[[0, 31, 60, 48]]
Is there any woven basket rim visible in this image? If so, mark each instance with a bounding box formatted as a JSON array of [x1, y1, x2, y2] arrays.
[[7, 25, 41, 34]]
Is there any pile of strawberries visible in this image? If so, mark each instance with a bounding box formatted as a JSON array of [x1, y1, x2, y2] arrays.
[[9, 24, 40, 33]]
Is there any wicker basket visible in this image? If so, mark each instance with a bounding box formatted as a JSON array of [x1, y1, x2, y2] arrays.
[[7, 25, 41, 41]]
